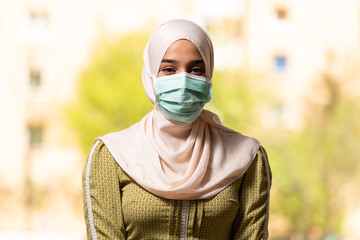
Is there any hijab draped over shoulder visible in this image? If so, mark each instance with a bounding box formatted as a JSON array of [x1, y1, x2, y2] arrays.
[[97, 19, 260, 200]]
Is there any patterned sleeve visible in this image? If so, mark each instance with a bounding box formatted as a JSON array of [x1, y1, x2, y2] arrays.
[[82, 141, 126, 239], [232, 146, 272, 240]]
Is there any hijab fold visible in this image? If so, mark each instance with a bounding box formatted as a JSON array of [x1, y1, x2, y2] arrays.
[[97, 19, 260, 200]]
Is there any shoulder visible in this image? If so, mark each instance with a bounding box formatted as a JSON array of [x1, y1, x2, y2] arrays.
[[252, 146, 270, 168], [246, 145, 272, 184], [88, 140, 112, 161], [256, 146, 268, 163], [86, 140, 120, 176], [84, 140, 134, 185]]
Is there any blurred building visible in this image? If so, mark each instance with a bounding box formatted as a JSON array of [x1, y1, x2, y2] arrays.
[[0, 0, 99, 237], [243, 0, 360, 129], [0, 0, 359, 238]]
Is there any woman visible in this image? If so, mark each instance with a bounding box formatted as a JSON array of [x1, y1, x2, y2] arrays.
[[83, 19, 271, 240]]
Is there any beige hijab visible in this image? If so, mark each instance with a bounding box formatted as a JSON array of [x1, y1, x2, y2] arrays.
[[97, 19, 260, 200]]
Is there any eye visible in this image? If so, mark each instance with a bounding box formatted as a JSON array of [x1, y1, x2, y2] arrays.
[[161, 67, 176, 75], [191, 67, 205, 75]]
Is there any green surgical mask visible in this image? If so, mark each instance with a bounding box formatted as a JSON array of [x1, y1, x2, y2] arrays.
[[154, 72, 212, 124]]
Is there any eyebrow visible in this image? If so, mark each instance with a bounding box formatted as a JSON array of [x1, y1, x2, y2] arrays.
[[191, 59, 205, 65], [161, 59, 178, 64], [161, 59, 205, 64]]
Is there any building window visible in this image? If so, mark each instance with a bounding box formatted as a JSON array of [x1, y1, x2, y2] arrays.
[[25, 11, 49, 44], [28, 126, 43, 148], [275, 7, 288, 20], [29, 69, 41, 90], [269, 5, 290, 35], [273, 55, 288, 72], [29, 12, 48, 31]]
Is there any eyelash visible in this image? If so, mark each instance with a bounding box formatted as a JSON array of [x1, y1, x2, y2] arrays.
[[191, 67, 204, 74], [162, 67, 176, 74]]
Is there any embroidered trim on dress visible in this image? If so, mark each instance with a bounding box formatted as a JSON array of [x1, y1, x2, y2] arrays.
[[180, 200, 190, 240], [260, 146, 271, 240], [85, 141, 100, 240]]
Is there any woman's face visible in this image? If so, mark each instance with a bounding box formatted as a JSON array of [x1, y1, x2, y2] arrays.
[[157, 39, 206, 78]]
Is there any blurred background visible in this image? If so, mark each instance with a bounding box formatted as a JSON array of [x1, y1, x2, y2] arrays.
[[1, 0, 360, 239]]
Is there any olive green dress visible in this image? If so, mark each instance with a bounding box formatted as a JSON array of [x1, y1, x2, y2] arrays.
[[83, 141, 271, 240]]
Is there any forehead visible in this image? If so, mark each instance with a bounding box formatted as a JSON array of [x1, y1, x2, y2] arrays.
[[162, 39, 203, 60]]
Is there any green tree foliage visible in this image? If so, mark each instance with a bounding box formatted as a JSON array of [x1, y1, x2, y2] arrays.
[[66, 33, 153, 153], [209, 70, 268, 133], [268, 72, 360, 238]]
